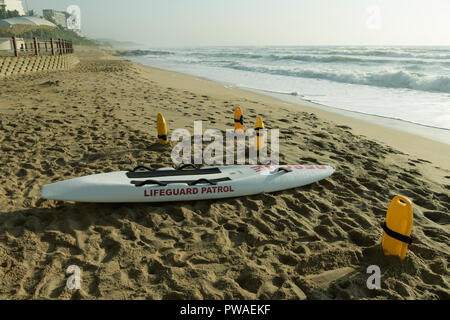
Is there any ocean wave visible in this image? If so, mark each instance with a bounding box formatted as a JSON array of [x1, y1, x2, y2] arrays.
[[187, 50, 450, 66], [270, 54, 366, 63], [299, 48, 450, 60], [266, 54, 444, 65], [361, 51, 450, 60], [224, 63, 450, 93], [114, 49, 174, 57], [189, 52, 264, 59]]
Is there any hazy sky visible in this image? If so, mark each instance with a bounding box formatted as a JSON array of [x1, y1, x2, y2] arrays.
[[25, 0, 450, 46]]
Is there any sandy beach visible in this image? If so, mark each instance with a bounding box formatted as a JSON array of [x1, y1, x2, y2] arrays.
[[0, 47, 449, 299]]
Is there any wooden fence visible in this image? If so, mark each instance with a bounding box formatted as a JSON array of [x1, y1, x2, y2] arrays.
[[7, 36, 74, 57]]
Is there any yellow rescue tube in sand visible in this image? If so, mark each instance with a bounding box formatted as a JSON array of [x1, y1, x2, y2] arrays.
[[381, 195, 413, 260], [157, 113, 169, 144], [254, 116, 264, 151], [234, 106, 244, 132]]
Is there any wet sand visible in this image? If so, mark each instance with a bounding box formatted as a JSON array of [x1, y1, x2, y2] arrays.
[[0, 47, 448, 299]]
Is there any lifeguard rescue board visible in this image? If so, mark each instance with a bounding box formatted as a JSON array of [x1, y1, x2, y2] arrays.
[[40, 164, 335, 203]]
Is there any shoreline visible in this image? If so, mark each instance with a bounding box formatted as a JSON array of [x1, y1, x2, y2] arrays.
[[121, 53, 450, 143], [128, 60, 450, 171], [250, 87, 450, 143]]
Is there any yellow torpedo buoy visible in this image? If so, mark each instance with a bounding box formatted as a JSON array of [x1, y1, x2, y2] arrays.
[[381, 195, 413, 260], [234, 106, 244, 133], [157, 113, 169, 144], [254, 116, 264, 151]]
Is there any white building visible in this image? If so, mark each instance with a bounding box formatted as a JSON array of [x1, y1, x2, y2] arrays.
[[0, 0, 25, 16], [43, 9, 67, 28], [0, 37, 25, 51]]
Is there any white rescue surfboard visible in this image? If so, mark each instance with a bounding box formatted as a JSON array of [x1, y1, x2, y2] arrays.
[[41, 164, 334, 203]]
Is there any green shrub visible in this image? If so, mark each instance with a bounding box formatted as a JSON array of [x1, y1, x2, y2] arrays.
[[25, 26, 96, 45], [0, 8, 20, 19]]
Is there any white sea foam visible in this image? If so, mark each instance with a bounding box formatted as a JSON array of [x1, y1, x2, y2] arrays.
[[125, 46, 450, 131]]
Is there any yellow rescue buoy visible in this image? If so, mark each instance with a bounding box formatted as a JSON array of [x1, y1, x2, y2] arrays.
[[381, 195, 413, 260], [157, 113, 169, 144], [254, 116, 264, 151], [234, 106, 244, 132]]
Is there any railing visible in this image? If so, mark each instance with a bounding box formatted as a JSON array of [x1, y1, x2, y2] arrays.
[[1, 36, 74, 57]]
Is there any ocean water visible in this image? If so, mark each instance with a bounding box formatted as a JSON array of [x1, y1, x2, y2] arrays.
[[128, 46, 450, 135]]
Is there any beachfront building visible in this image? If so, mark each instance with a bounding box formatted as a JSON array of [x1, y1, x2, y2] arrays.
[[0, 0, 25, 15], [0, 16, 55, 51], [0, 15, 56, 28], [43, 9, 67, 28]]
